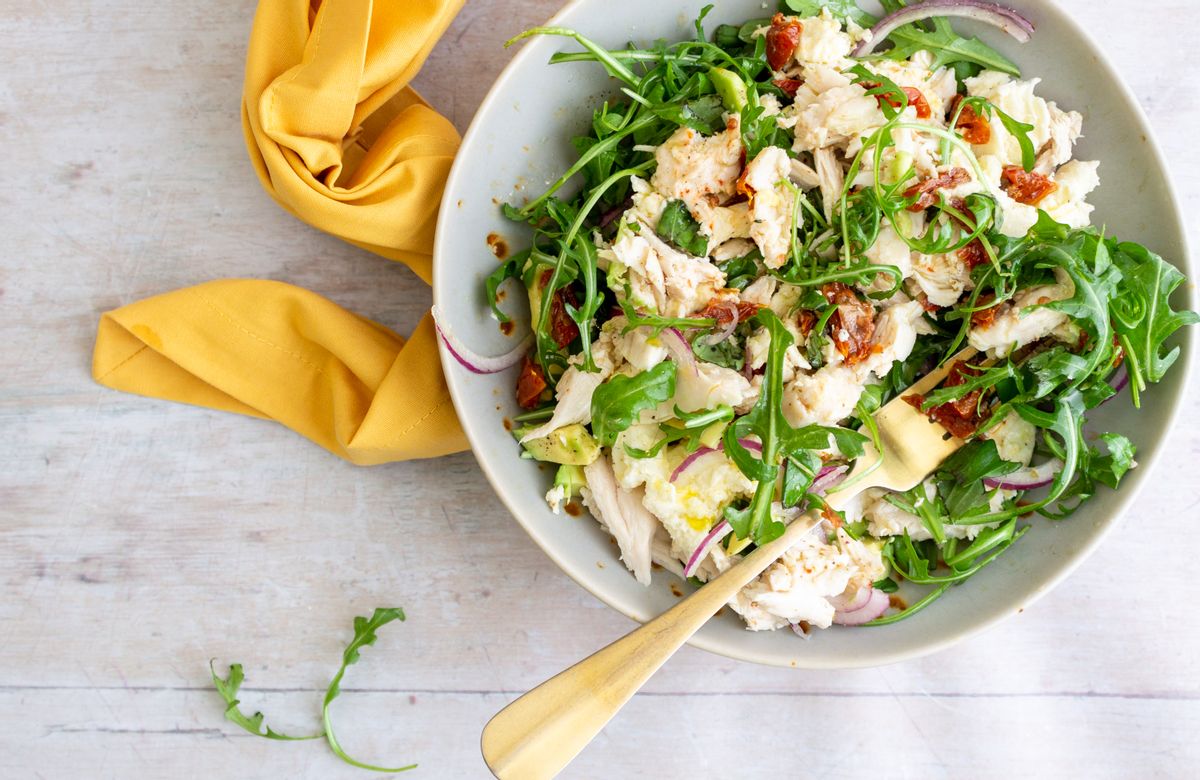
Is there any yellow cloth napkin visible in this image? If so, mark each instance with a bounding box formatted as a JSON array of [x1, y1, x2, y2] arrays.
[[92, 0, 469, 464]]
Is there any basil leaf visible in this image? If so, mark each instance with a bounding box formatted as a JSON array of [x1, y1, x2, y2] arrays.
[[591, 361, 678, 446], [691, 329, 744, 370], [656, 199, 709, 256]]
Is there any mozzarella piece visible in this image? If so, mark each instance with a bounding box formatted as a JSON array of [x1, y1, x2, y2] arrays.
[[615, 427, 756, 565], [674, 359, 756, 413]]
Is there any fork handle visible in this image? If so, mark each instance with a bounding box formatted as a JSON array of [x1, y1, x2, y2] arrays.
[[480, 508, 826, 779]]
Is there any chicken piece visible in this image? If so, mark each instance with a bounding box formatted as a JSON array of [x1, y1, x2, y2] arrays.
[[862, 223, 913, 295], [789, 158, 821, 190], [910, 250, 973, 308], [651, 120, 743, 213], [984, 409, 1037, 466], [968, 268, 1076, 356], [519, 335, 617, 442], [607, 225, 725, 317], [782, 364, 865, 427], [742, 146, 797, 269], [732, 512, 885, 630], [814, 147, 843, 223], [581, 456, 660, 585], [964, 71, 1084, 170], [780, 65, 885, 154]]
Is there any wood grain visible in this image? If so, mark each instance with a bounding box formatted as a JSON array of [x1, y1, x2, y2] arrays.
[[1, 1, 1198, 777]]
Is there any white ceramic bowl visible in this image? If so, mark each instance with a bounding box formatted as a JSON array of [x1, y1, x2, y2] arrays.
[[433, 0, 1195, 667]]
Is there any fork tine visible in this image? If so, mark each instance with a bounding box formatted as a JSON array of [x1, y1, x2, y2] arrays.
[[825, 346, 981, 506]]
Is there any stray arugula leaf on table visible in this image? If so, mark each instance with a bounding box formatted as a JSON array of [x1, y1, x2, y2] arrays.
[[211, 608, 415, 773]]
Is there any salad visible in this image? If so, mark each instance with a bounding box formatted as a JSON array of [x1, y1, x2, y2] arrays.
[[441, 0, 1197, 633]]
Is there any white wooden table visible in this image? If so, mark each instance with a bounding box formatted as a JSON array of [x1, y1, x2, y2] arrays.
[[2, 1, 1198, 777]]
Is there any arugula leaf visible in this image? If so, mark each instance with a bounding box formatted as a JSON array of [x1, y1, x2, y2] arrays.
[[656, 200, 709, 257], [485, 250, 526, 324], [782, 450, 822, 507], [1089, 432, 1136, 490], [874, 16, 1021, 77], [723, 310, 866, 544], [783, 0, 875, 27], [618, 294, 717, 335], [322, 608, 417, 773], [717, 248, 763, 291], [936, 439, 1020, 519], [210, 662, 322, 741], [591, 361, 677, 446], [210, 608, 414, 773], [1111, 241, 1200, 387]]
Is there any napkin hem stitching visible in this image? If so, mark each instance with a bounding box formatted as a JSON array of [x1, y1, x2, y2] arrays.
[[191, 288, 327, 377], [94, 342, 150, 382]]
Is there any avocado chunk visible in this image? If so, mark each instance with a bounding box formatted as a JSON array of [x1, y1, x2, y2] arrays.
[[709, 67, 748, 112], [522, 424, 600, 466]]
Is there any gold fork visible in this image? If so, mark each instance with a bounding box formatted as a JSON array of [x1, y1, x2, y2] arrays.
[[481, 347, 980, 780]]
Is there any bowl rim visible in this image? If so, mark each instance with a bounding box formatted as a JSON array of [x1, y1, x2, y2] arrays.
[[432, 0, 1197, 668]]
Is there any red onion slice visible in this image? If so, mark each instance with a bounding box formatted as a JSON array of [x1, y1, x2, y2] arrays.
[[669, 439, 761, 483], [683, 519, 731, 578], [1109, 364, 1130, 394], [669, 446, 722, 483], [853, 0, 1035, 58], [983, 458, 1063, 491], [432, 305, 532, 374], [828, 586, 871, 613], [812, 464, 849, 495], [662, 327, 700, 377], [833, 588, 890, 626], [704, 300, 740, 346]]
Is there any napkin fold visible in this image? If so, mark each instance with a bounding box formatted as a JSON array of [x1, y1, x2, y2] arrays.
[[93, 0, 470, 463]]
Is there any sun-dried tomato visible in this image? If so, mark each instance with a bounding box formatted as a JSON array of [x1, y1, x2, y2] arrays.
[[951, 96, 991, 144], [821, 282, 876, 366], [970, 294, 999, 328], [516, 357, 547, 409], [765, 13, 803, 70], [918, 294, 941, 314], [866, 84, 932, 119], [905, 360, 986, 439], [773, 78, 803, 98], [904, 168, 971, 212], [698, 299, 761, 328], [797, 308, 817, 337], [820, 504, 844, 530], [1112, 333, 1125, 367], [958, 238, 990, 270], [1001, 165, 1057, 205], [540, 269, 579, 348]]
